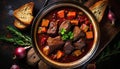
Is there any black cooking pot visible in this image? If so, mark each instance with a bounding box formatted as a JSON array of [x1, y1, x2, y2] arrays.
[[31, 0, 100, 68]]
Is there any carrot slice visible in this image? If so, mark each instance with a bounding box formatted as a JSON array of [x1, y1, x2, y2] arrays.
[[38, 27, 47, 33], [67, 11, 76, 18], [80, 24, 89, 32], [57, 10, 65, 18], [86, 31, 93, 39], [41, 19, 49, 27], [56, 50, 64, 59], [71, 20, 79, 25]]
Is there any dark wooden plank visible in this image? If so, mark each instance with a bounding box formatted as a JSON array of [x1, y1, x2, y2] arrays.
[[0, 0, 120, 69], [84, 0, 120, 68], [91, 0, 120, 62]]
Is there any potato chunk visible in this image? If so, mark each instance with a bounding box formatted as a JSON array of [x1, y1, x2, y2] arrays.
[[73, 50, 82, 57]]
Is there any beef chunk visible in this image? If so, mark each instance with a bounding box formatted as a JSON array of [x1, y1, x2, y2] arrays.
[[79, 31, 86, 38], [73, 26, 86, 41], [73, 26, 81, 41], [63, 41, 74, 55], [59, 20, 71, 32], [47, 36, 64, 46], [73, 38, 86, 50], [46, 36, 65, 54], [47, 21, 58, 34]]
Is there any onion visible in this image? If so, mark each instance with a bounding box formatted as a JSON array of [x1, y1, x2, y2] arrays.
[[14, 47, 26, 59], [108, 9, 115, 25], [10, 64, 20, 69]]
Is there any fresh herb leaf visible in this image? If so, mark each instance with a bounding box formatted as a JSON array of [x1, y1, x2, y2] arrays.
[[60, 28, 66, 35], [68, 31, 74, 39], [60, 28, 74, 40], [62, 34, 69, 40], [96, 40, 120, 64]]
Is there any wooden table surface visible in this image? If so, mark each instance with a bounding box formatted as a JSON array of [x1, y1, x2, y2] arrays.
[[0, 0, 120, 69]]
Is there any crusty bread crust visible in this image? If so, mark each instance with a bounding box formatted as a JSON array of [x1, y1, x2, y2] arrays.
[[14, 19, 27, 29], [90, 0, 108, 22], [13, 2, 34, 25]]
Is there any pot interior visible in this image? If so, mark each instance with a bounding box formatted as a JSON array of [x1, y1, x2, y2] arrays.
[[32, 1, 100, 68]]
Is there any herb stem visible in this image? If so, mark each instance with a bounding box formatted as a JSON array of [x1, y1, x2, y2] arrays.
[[0, 26, 32, 47]]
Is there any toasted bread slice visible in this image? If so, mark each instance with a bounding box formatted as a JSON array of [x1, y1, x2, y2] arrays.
[[13, 2, 34, 25], [89, 0, 108, 22], [14, 19, 27, 29]]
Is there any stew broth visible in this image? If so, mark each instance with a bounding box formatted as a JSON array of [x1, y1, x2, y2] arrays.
[[37, 7, 94, 63]]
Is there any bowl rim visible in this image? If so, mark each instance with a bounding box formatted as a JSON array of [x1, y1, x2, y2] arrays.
[[31, 1, 100, 68]]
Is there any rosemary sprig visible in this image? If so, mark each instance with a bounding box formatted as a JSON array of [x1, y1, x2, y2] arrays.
[[7, 26, 31, 43], [96, 41, 120, 64], [0, 26, 32, 46]]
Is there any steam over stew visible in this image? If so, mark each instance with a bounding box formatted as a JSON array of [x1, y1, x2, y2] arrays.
[[37, 7, 94, 63]]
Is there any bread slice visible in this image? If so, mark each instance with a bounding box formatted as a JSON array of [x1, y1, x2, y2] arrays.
[[13, 2, 34, 25], [89, 0, 108, 22], [14, 19, 27, 29]]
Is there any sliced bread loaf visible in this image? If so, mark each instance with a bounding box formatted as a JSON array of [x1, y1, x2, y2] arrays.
[[14, 19, 27, 29], [13, 2, 34, 25], [90, 0, 108, 22]]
